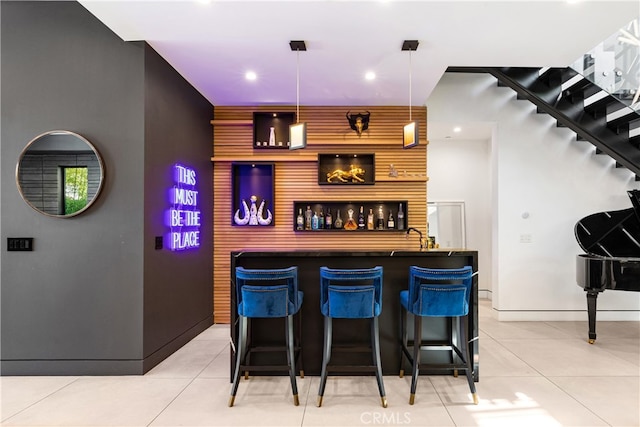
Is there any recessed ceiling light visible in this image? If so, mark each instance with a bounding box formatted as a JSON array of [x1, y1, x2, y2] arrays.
[[245, 71, 257, 81], [453, 126, 462, 133], [365, 71, 376, 81]]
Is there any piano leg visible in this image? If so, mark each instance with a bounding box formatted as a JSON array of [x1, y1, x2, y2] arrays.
[[586, 291, 598, 344]]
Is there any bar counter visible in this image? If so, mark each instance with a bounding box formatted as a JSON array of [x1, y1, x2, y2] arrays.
[[230, 249, 479, 380]]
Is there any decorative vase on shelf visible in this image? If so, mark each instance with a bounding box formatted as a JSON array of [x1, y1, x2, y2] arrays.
[[268, 127, 276, 146]]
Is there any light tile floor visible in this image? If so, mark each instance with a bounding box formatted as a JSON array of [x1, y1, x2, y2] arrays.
[[1, 300, 638, 426]]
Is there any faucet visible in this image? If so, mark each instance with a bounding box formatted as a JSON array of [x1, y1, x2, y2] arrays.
[[405, 227, 424, 250]]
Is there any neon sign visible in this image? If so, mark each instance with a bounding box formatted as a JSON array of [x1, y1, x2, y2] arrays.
[[167, 164, 200, 250]]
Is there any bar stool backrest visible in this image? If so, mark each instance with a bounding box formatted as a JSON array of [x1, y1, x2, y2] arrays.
[[319, 266, 383, 318], [407, 266, 473, 317], [235, 266, 300, 318]]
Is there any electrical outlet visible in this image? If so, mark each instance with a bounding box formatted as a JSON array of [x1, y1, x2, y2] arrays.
[[519, 234, 532, 243]]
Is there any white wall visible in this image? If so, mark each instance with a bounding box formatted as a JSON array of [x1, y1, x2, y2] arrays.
[[428, 137, 493, 299], [427, 72, 640, 321]]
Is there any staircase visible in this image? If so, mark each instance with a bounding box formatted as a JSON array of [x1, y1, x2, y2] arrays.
[[448, 66, 640, 179]]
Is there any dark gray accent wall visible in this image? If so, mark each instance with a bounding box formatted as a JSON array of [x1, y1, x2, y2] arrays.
[[1, 1, 213, 375], [141, 45, 213, 370]]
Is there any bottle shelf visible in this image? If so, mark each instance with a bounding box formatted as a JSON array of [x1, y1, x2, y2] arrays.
[[293, 200, 407, 232]]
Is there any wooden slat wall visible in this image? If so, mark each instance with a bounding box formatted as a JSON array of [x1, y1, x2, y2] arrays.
[[212, 106, 428, 323]]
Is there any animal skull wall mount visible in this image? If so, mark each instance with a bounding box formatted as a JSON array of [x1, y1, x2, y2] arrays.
[[346, 111, 370, 136]]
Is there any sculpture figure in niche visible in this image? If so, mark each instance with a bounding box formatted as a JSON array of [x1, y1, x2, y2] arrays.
[[326, 165, 365, 183], [234, 195, 272, 226]]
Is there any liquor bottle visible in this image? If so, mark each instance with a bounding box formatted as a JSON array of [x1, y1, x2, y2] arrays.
[[367, 208, 374, 230], [296, 208, 304, 231], [305, 205, 312, 230], [311, 211, 319, 230], [377, 206, 385, 230], [387, 209, 395, 229], [344, 208, 358, 231], [357, 206, 365, 229], [325, 208, 333, 229], [318, 209, 325, 229], [334, 209, 343, 229], [397, 203, 405, 230]]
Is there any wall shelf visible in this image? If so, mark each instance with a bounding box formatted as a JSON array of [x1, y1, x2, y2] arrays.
[[210, 120, 253, 126], [377, 176, 429, 182], [305, 139, 430, 146], [211, 155, 317, 163]]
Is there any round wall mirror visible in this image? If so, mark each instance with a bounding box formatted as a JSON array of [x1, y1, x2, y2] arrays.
[[15, 130, 105, 218]]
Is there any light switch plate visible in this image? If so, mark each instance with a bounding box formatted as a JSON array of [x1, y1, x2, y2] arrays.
[[7, 237, 34, 251]]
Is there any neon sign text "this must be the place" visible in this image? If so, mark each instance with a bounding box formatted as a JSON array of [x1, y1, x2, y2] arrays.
[[169, 164, 200, 250]]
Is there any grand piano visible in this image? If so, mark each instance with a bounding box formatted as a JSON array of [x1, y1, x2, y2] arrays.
[[575, 189, 640, 343]]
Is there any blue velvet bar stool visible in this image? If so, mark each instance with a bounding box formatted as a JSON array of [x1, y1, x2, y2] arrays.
[[229, 266, 303, 407], [399, 265, 478, 405], [317, 266, 387, 408]]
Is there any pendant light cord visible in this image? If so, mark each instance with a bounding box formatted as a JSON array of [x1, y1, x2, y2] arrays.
[[296, 48, 300, 123], [409, 48, 413, 122]]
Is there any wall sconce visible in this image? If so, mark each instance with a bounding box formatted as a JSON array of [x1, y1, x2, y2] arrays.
[[402, 40, 419, 149], [289, 40, 307, 150]]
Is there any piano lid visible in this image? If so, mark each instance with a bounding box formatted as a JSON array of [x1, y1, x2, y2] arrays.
[[575, 190, 640, 258]]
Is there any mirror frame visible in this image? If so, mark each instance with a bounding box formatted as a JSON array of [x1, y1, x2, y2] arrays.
[[15, 130, 105, 218]]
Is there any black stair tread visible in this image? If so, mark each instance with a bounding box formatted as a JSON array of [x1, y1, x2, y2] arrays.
[[562, 78, 592, 96], [607, 110, 640, 129], [584, 93, 617, 115]]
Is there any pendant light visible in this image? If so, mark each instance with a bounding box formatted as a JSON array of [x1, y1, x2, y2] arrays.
[[289, 40, 307, 150], [402, 40, 419, 149]]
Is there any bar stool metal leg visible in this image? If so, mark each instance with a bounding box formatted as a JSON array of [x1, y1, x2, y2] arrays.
[[317, 316, 332, 407], [459, 314, 478, 404], [229, 316, 248, 407], [409, 313, 422, 405], [244, 318, 252, 380], [285, 314, 300, 406], [371, 316, 387, 408], [297, 310, 304, 378], [399, 303, 407, 378]]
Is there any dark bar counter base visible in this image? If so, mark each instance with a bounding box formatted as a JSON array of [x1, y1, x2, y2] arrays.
[[230, 250, 479, 381]]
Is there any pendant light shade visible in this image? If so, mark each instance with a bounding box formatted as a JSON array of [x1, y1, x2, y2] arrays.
[[289, 40, 307, 150], [402, 40, 419, 149]]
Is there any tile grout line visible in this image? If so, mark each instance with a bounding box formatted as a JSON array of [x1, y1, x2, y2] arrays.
[[0, 376, 80, 424], [145, 341, 228, 426], [544, 376, 612, 427]]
